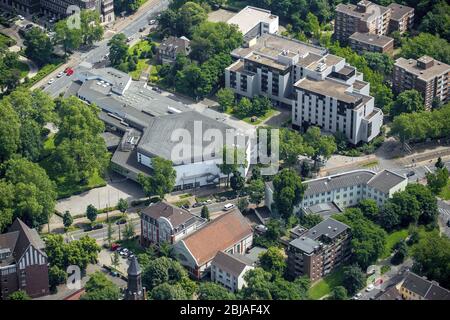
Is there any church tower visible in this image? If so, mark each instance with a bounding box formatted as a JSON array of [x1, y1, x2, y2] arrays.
[[125, 256, 144, 300]]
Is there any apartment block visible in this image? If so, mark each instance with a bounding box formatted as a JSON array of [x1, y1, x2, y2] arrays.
[[393, 56, 450, 109], [387, 3, 414, 34], [287, 218, 351, 282], [349, 32, 394, 55], [225, 33, 383, 144], [0, 0, 40, 14]]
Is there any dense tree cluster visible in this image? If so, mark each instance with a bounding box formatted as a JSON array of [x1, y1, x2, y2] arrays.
[[401, 33, 450, 65], [0, 48, 25, 92], [271, 169, 307, 219], [390, 103, 450, 143], [81, 271, 120, 300], [138, 157, 177, 199], [158, 1, 208, 38]]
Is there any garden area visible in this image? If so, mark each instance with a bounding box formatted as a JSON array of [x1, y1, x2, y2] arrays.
[[439, 178, 450, 200], [128, 40, 155, 80], [308, 267, 345, 299]]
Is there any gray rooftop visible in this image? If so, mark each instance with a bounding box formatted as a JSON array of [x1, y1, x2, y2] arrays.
[[366, 170, 406, 194], [137, 110, 246, 162], [226, 6, 277, 36], [78, 67, 131, 94], [349, 32, 394, 48], [336, 1, 389, 22], [395, 57, 450, 81], [304, 202, 342, 218], [401, 272, 450, 300], [387, 3, 414, 21], [304, 217, 350, 241], [212, 251, 253, 276], [289, 236, 320, 255]]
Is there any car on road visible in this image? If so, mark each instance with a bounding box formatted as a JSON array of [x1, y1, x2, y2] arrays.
[[181, 204, 190, 210], [91, 223, 104, 230], [47, 78, 55, 85], [406, 171, 415, 177], [64, 67, 74, 76], [116, 218, 127, 225], [223, 203, 235, 211], [352, 293, 362, 300], [57, 71, 64, 78], [111, 243, 120, 251], [192, 202, 202, 208], [139, 27, 146, 32], [151, 86, 162, 93], [110, 271, 119, 277], [447, 219, 450, 227], [148, 19, 156, 25], [128, 254, 135, 260], [17, 15, 24, 20], [365, 284, 375, 292], [127, 36, 133, 42]]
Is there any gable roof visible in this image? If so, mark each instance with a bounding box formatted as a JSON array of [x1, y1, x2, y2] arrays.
[[141, 201, 200, 230], [212, 251, 253, 276], [181, 210, 253, 266], [0, 231, 19, 267], [401, 272, 450, 300], [8, 218, 46, 260], [367, 170, 406, 194]]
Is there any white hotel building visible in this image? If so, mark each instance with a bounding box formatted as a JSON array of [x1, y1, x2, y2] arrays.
[[225, 33, 383, 144]]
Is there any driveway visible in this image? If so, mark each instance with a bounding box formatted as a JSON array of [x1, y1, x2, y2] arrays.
[[56, 174, 144, 215]]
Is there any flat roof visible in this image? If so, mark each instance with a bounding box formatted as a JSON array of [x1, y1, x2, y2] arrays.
[[226, 6, 277, 35], [350, 32, 394, 48], [395, 57, 450, 81], [387, 3, 414, 21], [336, 2, 389, 21], [294, 77, 364, 104]]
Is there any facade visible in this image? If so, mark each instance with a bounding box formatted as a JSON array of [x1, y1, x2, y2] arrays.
[[173, 209, 253, 279], [140, 201, 205, 247], [225, 6, 279, 43], [265, 169, 408, 215], [349, 32, 394, 54], [287, 218, 351, 282], [387, 3, 414, 34], [125, 256, 144, 300], [0, 0, 40, 14], [210, 251, 254, 292], [156, 36, 191, 65], [72, 67, 251, 190], [0, 219, 49, 299], [398, 272, 450, 300], [225, 33, 382, 144], [393, 56, 450, 109]]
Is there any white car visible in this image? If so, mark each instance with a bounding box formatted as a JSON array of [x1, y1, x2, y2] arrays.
[[255, 224, 268, 233], [17, 15, 25, 20], [365, 284, 375, 292], [223, 203, 235, 211], [57, 71, 64, 78], [149, 19, 156, 25], [47, 78, 55, 84]]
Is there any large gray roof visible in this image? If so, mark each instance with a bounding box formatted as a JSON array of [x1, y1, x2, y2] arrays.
[[212, 251, 253, 276], [137, 110, 246, 162], [366, 170, 406, 194], [289, 237, 320, 255], [78, 67, 131, 94], [401, 272, 450, 300]]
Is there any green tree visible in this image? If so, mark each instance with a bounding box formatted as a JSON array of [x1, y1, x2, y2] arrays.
[[278, 128, 313, 167], [217, 146, 246, 187], [176, 1, 208, 37], [234, 97, 252, 118], [328, 286, 348, 300], [8, 290, 30, 300], [151, 283, 188, 300], [304, 12, 320, 39], [0, 181, 14, 232], [391, 90, 425, 117], [216, 87, 235, 112], [201, 205, 210, 220], [298, 213, 323, 229], [80, 10, 104, 46], [363, 52, 394, 77], [304, 126, 337, 166], [108, 33, 129, 67], [54, 19, 82, 55], [63, 211, 73, 229], [258, 247, 286, 277], [138, 157, 176, 199], [426, 167, 449, 195], [342, 264, 366, 296], [418, 1, 450, 41], [272, 169, 306, 219], [0, 101, 20, 162], [86, 204, 98, 223], [412, 230, 450, 289], [111, 251, 120, 269], [106, 221, 114, 247], [81, 271, 120, 300], [401, 33, 450, 64], [237, 197, 249, 212], [435, 157, 444, 169], [142, 256, 187, 290], [248, 178, 265, 206], [117, 198, 128, 213], [358, 199, 379, 222], [122, 222, 135, 240], [405, 183, 439, 226], [230, 171, 245, 193], [197, 282, 236, 300], [23, 27, 53, 66], [391, 240, 408, 265], [48, 265, 67, 291]]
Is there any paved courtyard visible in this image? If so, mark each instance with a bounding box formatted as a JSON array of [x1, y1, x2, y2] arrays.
[[56, 173, 145, 215]]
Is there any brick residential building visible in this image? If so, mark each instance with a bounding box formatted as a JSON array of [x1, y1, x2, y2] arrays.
[[398, 272, 450, 300], [349, 32, 394, 55], [210, 251, 254, 292], [393, 56, 450, 109], [156, 36, 191, 65], [173, 209, 253, 279], [0, 219, 49, 300], [387, 3, 414, 34], [140, 201, 206, 247], [287, 218, 351, 282]]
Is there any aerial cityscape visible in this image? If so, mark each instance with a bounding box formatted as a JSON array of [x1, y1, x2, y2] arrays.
[[0, 0, 449, 307]]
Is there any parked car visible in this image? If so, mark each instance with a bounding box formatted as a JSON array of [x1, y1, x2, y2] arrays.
[[181, 204, 190, 210], [148, 19, 156, 25], [353, 293, 362, 300], [223, 203, 235, 211], [91, 223, 104, 230], [406, 171, 415, 177], [192, 202, 202, 208], [17, 15, 24, 20], [255, 224, 268, 233], [365, 284, 375, 292], [57, 71, 64, 78], [111, 243, 120, 251], [116, 218, 127, 225], [110, 271, 118, 277], [447, 219, 450, 227], [47, 78, 55, 84], [151, 86, 162, 93]]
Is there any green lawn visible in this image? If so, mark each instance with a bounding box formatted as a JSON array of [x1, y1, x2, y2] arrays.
[[308, 267, 345, 299], [16, 60, 29, 78], [225, 108, 277, 125], [382, 228, 409, 259], [439, 178, 450, 200], [128, 40, 151, 80], [0, 33, 16, 48], [55, 170, 106, 199]]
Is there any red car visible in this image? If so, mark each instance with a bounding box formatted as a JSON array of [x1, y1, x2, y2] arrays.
[[111, 243, 120, 251], [64, 67, 74, 76]]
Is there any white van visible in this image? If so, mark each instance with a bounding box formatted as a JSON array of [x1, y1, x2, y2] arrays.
[[223, 203, 235, 211]]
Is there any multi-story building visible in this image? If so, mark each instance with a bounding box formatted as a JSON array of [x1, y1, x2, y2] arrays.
[[393, 56, 450, 109], [334, 0, 391, 44], [0, 219, 49, 299], [287, 218, 351, 282], [0, 0, 40, 14], [265, 169, 408, 216], [349, 32, 394, 55], [210, 251, 254, 292], [140, 201, 206, 247], [398, 272, 450, 300], [173, 209, 253, 279], [156, 36, 191, 65], [387, 3, 414, 34], [225, 33, 383, 144], [334, 1, 413, 49]]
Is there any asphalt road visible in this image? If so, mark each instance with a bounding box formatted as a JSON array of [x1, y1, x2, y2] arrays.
[[42, 0, 169, 97], [67, 219, 140, 242], [189, 198, 241, 216], [438, 200, 450, 238]]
